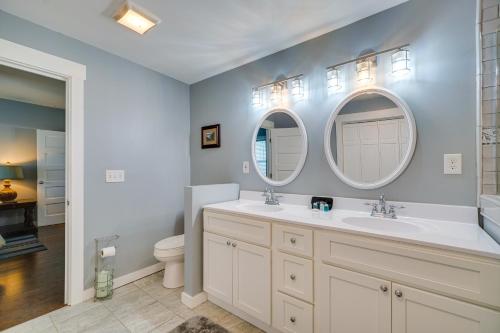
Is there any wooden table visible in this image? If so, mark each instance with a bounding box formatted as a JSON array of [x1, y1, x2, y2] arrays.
[[0, 199, 37, 238]]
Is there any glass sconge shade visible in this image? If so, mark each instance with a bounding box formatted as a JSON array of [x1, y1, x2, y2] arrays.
[[356, 58, 373, 83], [291, 77, 303, 97], [252, 88, 262, 106], [392, 49, 410, 76], [327, 68, 342, 91], [270, 83, 283, 104]]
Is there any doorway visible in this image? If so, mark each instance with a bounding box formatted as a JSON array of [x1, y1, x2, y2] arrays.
[[0, 64, 67, 330], [0, 38, 86, 317]]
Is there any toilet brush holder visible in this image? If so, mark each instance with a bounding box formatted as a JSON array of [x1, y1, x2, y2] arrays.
[[94, 235, 119, 300]]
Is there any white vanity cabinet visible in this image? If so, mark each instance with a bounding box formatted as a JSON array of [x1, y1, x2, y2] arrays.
[[203, 212, 271, 325], [203, 209, 500, 333]]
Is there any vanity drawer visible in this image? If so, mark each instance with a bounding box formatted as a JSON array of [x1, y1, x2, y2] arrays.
[[204, 210, 271, 247], [316, 230, 500, 309], [274, 251, 314, 303], [273, 224, 313, 258], [273, 292, 313, 333]]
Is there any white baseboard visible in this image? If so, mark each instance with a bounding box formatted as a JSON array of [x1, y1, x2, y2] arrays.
[[82, 262, 164, 301], [181, 291, 207, 309]]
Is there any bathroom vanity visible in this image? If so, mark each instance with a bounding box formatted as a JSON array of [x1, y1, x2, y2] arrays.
[[202, 195, 500, 333]]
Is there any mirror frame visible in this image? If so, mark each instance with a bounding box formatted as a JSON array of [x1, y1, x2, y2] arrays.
[[323, 87, 417, 190], [251, 108, 308, 187]]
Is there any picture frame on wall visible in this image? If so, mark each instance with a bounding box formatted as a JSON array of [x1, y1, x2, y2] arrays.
[[201, 124, 220, 149]]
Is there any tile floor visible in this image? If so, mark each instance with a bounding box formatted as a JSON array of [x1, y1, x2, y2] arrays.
[[3, 271, 263, 333]]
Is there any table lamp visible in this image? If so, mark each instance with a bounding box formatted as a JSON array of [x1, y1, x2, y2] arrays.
[[0, 163, 24, 203]]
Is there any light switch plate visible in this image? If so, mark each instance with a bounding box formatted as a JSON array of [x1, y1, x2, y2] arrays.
[[106, 169, 125, 182], [444, 154, 462, 175], [243, 161, 250, 174]]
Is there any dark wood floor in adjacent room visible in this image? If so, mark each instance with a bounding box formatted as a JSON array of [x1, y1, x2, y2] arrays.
[[0, 224, 65, 330]]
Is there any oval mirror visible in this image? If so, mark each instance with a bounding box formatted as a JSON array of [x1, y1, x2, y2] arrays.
[[324, 88, 416, 189], [252, 108, 308, 186]]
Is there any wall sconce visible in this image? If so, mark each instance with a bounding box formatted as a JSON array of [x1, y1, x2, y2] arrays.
[[291, 77, 304, 97], [356, 57, 375, 83], [327, 67, 342, 91], [270, 83, 284, 104], [252, 88, 262, 106], [392, 49, 410, 76]]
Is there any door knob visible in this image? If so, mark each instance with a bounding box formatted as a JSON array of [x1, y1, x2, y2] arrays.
[[232, 242, 237, 247], [290, 316, 296, 323], [226, 241, 231, 246], [290, 274, 296, 281], [380, 285, 388, 292], [290, 238, 296, 244], [38, 180, 45, 184], [394, 289, 403, 298]]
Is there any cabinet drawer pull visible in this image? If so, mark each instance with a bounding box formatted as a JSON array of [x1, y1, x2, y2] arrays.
[[290, 237, 297, 244], [290, 316, 296, 323], [394, 289, 403, 298], [290, 274, 296, 281], [380, 285, 388, 292]]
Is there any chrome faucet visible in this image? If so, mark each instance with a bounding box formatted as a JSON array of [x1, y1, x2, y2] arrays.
[[365, 194, 404, 219], [262, 187, 282, 205]]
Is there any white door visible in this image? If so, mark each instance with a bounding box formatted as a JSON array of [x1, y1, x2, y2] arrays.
[[203, 232, 233, 304], [37, 130, 65, 226], [271, 128, 302, 181], [233, 239, 271, 324], [392, 284, 500, 333], [316, 264, 391, 333]]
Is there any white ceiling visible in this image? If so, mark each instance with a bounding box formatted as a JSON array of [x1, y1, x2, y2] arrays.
[[0, 65, 65, 109], [0, 0, 407, 84]]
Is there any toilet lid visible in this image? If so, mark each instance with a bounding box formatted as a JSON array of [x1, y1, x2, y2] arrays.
[[155, 234, 184, 250]]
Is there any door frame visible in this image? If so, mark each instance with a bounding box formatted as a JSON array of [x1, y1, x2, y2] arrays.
[[0, 38, 86, 305]]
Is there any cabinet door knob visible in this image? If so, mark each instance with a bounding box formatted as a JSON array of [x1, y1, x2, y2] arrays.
[[290, 316, 296, 323], [290, 274, 296, 281], [232, 242, 237, 247], [394, 289, 403, 298], [380, 285, 388, 292], [226, 241, 231, 246], [38, 180, 45, 184], [290, 238, 296, 244]]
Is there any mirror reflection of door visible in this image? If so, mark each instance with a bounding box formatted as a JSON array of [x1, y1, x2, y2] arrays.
[[332, 94, 409, 183], [255, 113, 302, 182]]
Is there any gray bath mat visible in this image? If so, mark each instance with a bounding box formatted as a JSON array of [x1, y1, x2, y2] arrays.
[[169, 316, 229, 333]]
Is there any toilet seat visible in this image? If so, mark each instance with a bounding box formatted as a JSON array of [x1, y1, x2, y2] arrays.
[[154, 234, 184, 258]]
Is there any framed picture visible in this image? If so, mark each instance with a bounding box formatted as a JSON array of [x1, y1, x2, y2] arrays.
[[201, 124, 220, 149]]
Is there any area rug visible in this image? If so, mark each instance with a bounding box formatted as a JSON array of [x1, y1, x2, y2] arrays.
[[0, 234, 47, 260], [169, 316, 230, 333]]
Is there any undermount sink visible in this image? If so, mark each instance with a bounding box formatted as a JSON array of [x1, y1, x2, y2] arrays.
[[342, 216, 423, 233], [238, 203, 284, 213]]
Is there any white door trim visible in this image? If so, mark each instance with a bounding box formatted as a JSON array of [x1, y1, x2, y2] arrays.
[[0, 38, 86, 305]]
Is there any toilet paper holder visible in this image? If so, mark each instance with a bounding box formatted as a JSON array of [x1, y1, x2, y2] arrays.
[[94, 234, 119, 300]]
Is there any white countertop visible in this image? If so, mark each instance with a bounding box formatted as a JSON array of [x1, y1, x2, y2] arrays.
[[204, 199, 500, 260]]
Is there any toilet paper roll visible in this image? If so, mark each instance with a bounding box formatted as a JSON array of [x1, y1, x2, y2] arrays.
[[100, 246, 116, 258]]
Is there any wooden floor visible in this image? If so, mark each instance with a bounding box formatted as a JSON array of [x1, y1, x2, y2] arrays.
[[0, 224, 65, 330]]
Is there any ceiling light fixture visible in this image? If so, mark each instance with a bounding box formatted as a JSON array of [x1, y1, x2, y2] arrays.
[[270, 83, 284, 104], [356, 57, 374, 83], [113, 1, 160, 35]]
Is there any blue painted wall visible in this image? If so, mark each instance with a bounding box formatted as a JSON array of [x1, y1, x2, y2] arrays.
[[190, 0, 477, 206], [0, 11, 191, 288]]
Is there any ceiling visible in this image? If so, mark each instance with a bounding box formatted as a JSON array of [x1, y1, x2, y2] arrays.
[[0, 65, 65, 109], [0, 0, 407, 84]]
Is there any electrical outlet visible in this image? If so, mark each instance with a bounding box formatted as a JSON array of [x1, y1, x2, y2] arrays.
[[444, 154, 462, 175], [106, 169, 125, 182], [243, 161, 250, 174]]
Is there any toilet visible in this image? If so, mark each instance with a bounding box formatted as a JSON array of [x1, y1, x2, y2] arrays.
[[154, 234, 184, 288]]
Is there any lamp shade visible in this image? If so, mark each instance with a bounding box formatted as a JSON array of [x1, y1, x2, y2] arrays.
[[0, 165, 24, 180]]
